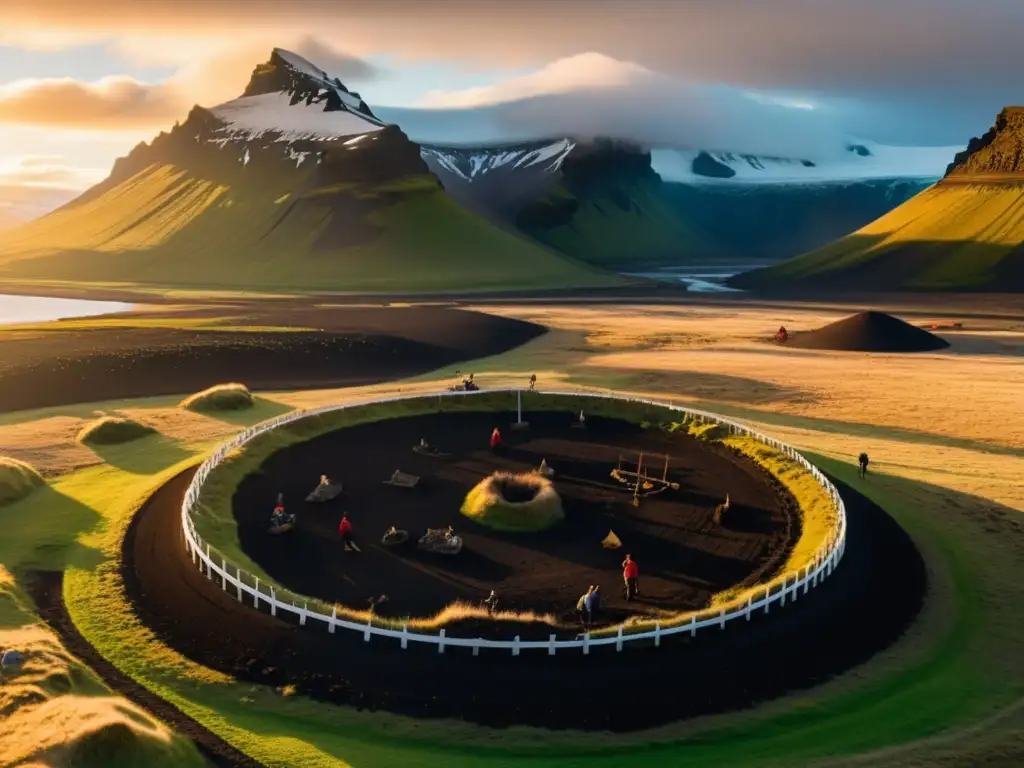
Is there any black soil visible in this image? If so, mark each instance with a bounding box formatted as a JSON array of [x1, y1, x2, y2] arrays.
[[121, 465, 926, 732], [0, 306, 543, 413], [27, 571, 264, 768], [785, 310, 951, 352], [232, 412, 797, 634]]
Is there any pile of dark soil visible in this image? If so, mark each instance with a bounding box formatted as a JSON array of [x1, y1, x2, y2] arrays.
[[0, 306, 543, 413], [785, 311, 951, 352]]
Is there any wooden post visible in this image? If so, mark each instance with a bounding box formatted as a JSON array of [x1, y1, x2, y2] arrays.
[[654, 621, 661, 647], [690, 614, 697, 637], [438, 629, 446, 654], [746, 593, 753, 620], [400, 623, 408, 648], [615, 625, 624, 651], [329, 606, 337, 634], [205, 544, 212, 579], [300, 602, 307, 626], [221, 559, 227, 590], [254, 577, 260, 609], [583, 633, 591, 655], [236, 567, 242, 601], [719, 607, 726, 629], [472, 641, 480, 656], [512, 635, 521, 656], [269, 587, 276, 617], [364, 618, 372, 642], [548, 634, 556, 656]]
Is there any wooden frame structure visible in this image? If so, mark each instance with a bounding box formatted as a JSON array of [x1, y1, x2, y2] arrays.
[[610, 452, 680, 506]]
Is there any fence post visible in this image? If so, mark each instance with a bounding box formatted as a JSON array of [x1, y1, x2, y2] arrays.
[[205, 544, 212, 579], [654, 621, 661, 647], [364, 618, 372, 642], [472, 640, 480, 656], [221, 558, 227, 590], [437, 629, 446, 654], [400, 623, 408, 649], [513, 635, 521, 656], [804, 566, 811, 595], [300, 602, 308, 626], [764, 586, 771, 614], [269, 587, 276, 617], [548, 634, 556, 656], [690, 614, 697, 637], [615, 625, 624, 652], [583, 632, 591, 655], [329, 606, 337, 634], [236, 567, 242, 601], [253, 578, 259, 608], [781, 575, 787, 606], [719, 607, 726, 629]]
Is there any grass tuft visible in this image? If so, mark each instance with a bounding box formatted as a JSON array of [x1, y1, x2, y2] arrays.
[[0, 456, 43, 506], [77, 416, 157, 446], [179, 383, 254, 413]]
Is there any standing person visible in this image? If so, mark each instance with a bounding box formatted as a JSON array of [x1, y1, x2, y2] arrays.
[[490, 427, 502, 451], [858, 452, 870, 480], [622, 554, 639, 600], [586, 585, 601, 625], [338, 512, 360, 552], [483, 590, 499, 616], [576, 586, 593, 629]]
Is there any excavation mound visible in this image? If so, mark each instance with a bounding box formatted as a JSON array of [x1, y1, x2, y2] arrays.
[[461, 471, 564, 532], [77, 416, 156, 445], [786, 311, 950, 352]]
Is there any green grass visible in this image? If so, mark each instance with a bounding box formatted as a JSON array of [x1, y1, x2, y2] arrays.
[[180, 382, 254, 413], [460, 472, 564, 532], [0, 455, 43, 506], [0, 163, 625, 294], [734, 181, 1024, 291], [77, 416, 157, 446]]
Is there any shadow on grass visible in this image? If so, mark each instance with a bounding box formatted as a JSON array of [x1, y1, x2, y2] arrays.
[[569, 368, 811, 407], [705, 402, 1024, 459], [188, 395, 294, 428], [0, 484, 104, 574], [86, 433, 195, 475]]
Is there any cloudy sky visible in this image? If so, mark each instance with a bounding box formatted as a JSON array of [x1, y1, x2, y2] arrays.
[[1, 0, 1021, 222]]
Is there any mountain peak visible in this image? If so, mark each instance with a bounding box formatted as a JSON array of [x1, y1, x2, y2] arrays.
[[944, 106, 1024, 178], [240, 48, 378, 121]]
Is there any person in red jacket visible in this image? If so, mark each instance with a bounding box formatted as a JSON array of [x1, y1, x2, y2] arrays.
[[489, 427, 502, 451], [339, 513, 360, 552], [622, 554, 639, 600]]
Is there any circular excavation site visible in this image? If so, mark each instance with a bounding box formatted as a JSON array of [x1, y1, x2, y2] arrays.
[[232, 401, 800, 638]]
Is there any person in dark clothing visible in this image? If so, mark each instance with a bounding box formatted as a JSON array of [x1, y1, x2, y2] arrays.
[[483, 590, 499, 615], [858, 452, 870, 479], [586, 585, 601, 624], [577, 587, 593, 629], [622, 554, 639, 600]]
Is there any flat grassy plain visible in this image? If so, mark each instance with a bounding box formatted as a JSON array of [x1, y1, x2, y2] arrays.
[[1, 300, 1022, 766]]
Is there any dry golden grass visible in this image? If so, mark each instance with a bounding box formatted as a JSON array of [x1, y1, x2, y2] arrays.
[[0, 455, 43, 506], [180, 382, 253, 412]]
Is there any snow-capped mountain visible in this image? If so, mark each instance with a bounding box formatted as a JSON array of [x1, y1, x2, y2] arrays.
[[652, 141, 960, 185], [421, 139, 576, 182]]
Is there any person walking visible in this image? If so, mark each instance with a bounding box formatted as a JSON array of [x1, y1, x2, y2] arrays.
[[586, 585, 601, 625], [622, 554, 639, 600], [858, 452, 870, 480], [576, 586, 593, 629], [338, 512, 360, 552], [483, 590, 499, 616]]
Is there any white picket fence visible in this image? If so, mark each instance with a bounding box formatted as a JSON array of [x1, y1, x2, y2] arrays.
[[180, 388, 847, 655]]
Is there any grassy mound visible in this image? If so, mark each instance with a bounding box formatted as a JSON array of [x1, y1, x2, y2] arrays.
[[461, 471, 564, 532], [77, 416, 157, 445], [180, 383, 254, 413], [0, 456, 43, 506], [786, 311, 950, 353]]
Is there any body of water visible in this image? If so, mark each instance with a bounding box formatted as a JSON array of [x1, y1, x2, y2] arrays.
[[0, 293, 136, 325], [625, 265, 760, 293]]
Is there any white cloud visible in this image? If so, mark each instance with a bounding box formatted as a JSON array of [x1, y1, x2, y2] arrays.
[[384, 53, 848, 159], [420, 52, 648, 108]]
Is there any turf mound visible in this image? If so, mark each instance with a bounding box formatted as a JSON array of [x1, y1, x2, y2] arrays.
[[180, 383, 254, 413], [785, 311, 951, 352], [77, 416, 156, 445], [0, 456, 43, 506], [461, 471, 564, 532]]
